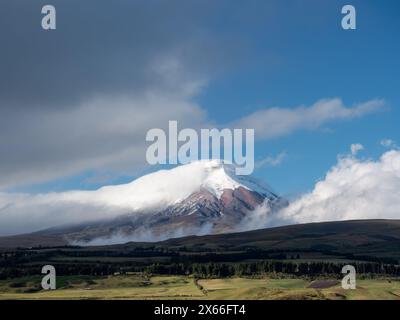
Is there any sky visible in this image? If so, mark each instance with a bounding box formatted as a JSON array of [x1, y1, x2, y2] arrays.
[[0, 1, 399, 235]]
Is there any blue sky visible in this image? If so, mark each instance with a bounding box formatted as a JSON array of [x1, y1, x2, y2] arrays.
[[197, 0, 400, 196], [2, 0, 399, 198]]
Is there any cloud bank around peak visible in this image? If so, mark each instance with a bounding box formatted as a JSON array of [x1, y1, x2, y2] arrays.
[[1, 144, 399, 237]]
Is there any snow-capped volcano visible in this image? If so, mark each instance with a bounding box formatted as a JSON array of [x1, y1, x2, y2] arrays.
[[84, 160, 277, 210], [1, 160, 287, 245]]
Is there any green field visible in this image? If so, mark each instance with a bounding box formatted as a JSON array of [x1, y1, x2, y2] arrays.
[[0, 274, 399, 300]]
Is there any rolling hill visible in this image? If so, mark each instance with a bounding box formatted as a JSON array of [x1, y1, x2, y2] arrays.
[[2, 219, 399, 262], [106, 219, 400, 262]]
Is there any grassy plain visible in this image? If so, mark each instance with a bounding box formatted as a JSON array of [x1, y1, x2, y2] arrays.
[[0, 274, 399, 300]]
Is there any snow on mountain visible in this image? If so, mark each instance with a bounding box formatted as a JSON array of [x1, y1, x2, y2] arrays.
[[76, 160, 277, 212]]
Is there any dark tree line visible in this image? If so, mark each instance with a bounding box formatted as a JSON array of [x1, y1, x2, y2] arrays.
[[4, 260, 395, 279], [144, 261, 400, 278], [1, 247, 400, 280]]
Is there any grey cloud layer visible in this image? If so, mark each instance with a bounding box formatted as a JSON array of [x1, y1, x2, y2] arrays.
[[0, 94, 207, 188], [0, 1, 385, 190], [0, 0, 226, 108], [0, 0, 332, 109], [0, 0, 230, 188]]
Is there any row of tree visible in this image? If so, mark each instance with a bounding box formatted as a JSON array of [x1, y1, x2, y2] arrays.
[[145, 261, 400, 278], [2, 260, 399, 280]]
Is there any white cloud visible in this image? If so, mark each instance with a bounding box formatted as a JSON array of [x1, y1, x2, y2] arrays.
[[235, 199, 273, 232], [235, 98, 384, 140], [381, 139, 398, 149], [350, 143, 364, 156], [0, 160, 249, 236], [255, 152, 287, 169], [275, 148, 400, 225]]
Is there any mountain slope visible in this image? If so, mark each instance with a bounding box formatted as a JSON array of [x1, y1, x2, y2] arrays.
[[104, 219, 400, 263], [2, 220, 399, 266], [160, 219, 400, 249]]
